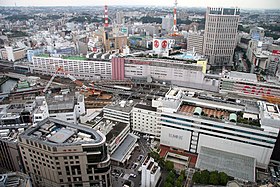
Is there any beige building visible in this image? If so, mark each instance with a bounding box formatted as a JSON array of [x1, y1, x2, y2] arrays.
[[187, 31, 204, 54], [18, 118, 111, 187], [5, 47, 26, 62], [103, 31, 128, 52], [203, 7, 240, 69]]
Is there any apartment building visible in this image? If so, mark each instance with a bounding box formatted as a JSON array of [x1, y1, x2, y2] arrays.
[[141, 157, 161, 187], [31, 56, 112, 80], [203, 7, 240, 69], [18, 118, 111, 187]]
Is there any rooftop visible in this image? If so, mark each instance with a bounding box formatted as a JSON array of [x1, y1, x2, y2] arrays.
[[196, 146, 255, 182], [125, 57, 203, 71], [227, 71, 258, 82], [20, 118, 104, 146], [62, 56, 87, 61], [110, 133, 138, 163], [93, 119, 128, 144], [47, 95, 75, 111], [0, 128, 25, 143], [0, 172, 31, 187], [134, 104, 157, 112], [104, 100, 135, 113], [177, 97, 261, 127]]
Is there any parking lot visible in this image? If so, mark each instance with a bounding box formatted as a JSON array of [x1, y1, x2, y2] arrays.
[[111, 133, 152, 187]]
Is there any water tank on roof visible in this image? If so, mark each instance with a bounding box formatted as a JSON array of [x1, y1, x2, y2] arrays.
[[194, 107, 202, 116], [229, 113, 237, 122]]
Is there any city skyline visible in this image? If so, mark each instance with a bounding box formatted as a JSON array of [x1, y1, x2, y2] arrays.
[[1, 0, 280, 9]]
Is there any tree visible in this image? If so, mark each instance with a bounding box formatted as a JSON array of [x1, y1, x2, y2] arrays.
[[166, 171, 175, 184], [192, 171, 201, 184], [176, 174, 184, 187], [165, 160, 174, 171], [164, 182, 173, 187], [175, 179, 182, 187], [209, 171, 220, 185], [168, 171, 176, 179], [200, 170, 210, 184], [219, 172, 229, 185], [166, 175, 173, 183], [180, 170, 186, 179], [150, 151, 160, 161]]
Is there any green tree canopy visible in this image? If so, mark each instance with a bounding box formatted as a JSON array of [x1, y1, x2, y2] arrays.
[[164, 182, 173, 187], [165, 160, 174, 171], [200, 170, 210, 184], [209, 171, 220, 185], [219, 172, 229, 185], [175, 179, 182, 187], [192, 171, 201, 184]]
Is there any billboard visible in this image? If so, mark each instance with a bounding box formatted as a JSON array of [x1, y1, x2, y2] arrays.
[[160, 125, 191, 151], [272, 50, 280, 56]]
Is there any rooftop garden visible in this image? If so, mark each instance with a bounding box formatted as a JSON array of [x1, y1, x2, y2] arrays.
[[36, 54, 50, 58], [62, 56, 87, 61]]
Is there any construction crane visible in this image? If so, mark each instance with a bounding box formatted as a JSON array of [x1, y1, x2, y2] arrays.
[[43, 66, 100, 96], [65, 73, 100, 95], [42, 67, 63, 93]]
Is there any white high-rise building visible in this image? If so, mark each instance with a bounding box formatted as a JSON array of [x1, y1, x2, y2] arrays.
[[116, 11, 124, 24], [203, 7, 240, 69], [162, 14, 174, 32]]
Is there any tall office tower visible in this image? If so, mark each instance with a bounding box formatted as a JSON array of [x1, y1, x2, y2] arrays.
[[187, 31, 204, 54], [104, 5, 109, 27], [116, 11, 124, 24], [162, 14, 174, 32], [18, 118, 111, 187], [203, 7, 240, 69]]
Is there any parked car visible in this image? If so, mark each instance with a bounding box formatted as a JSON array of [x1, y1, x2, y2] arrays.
[[129, 173, 137, 178]]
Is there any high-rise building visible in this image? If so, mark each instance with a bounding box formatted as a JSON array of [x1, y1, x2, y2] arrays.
[[162, 14, 174, 32], [187, 31, 204, 54], [203, 7, 240, 69], [18, 118, 111, 187], [116, 11, 124, 25]]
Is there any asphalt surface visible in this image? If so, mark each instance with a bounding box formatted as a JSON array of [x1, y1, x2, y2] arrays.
[[111, 135, 152, 187]]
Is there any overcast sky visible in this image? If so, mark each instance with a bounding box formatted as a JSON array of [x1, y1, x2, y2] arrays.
[[0, 0, 280, 9]]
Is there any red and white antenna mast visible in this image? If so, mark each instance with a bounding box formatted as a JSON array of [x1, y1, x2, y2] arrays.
[[104, 5, 109, 27], [172, 0, 178, 33]]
